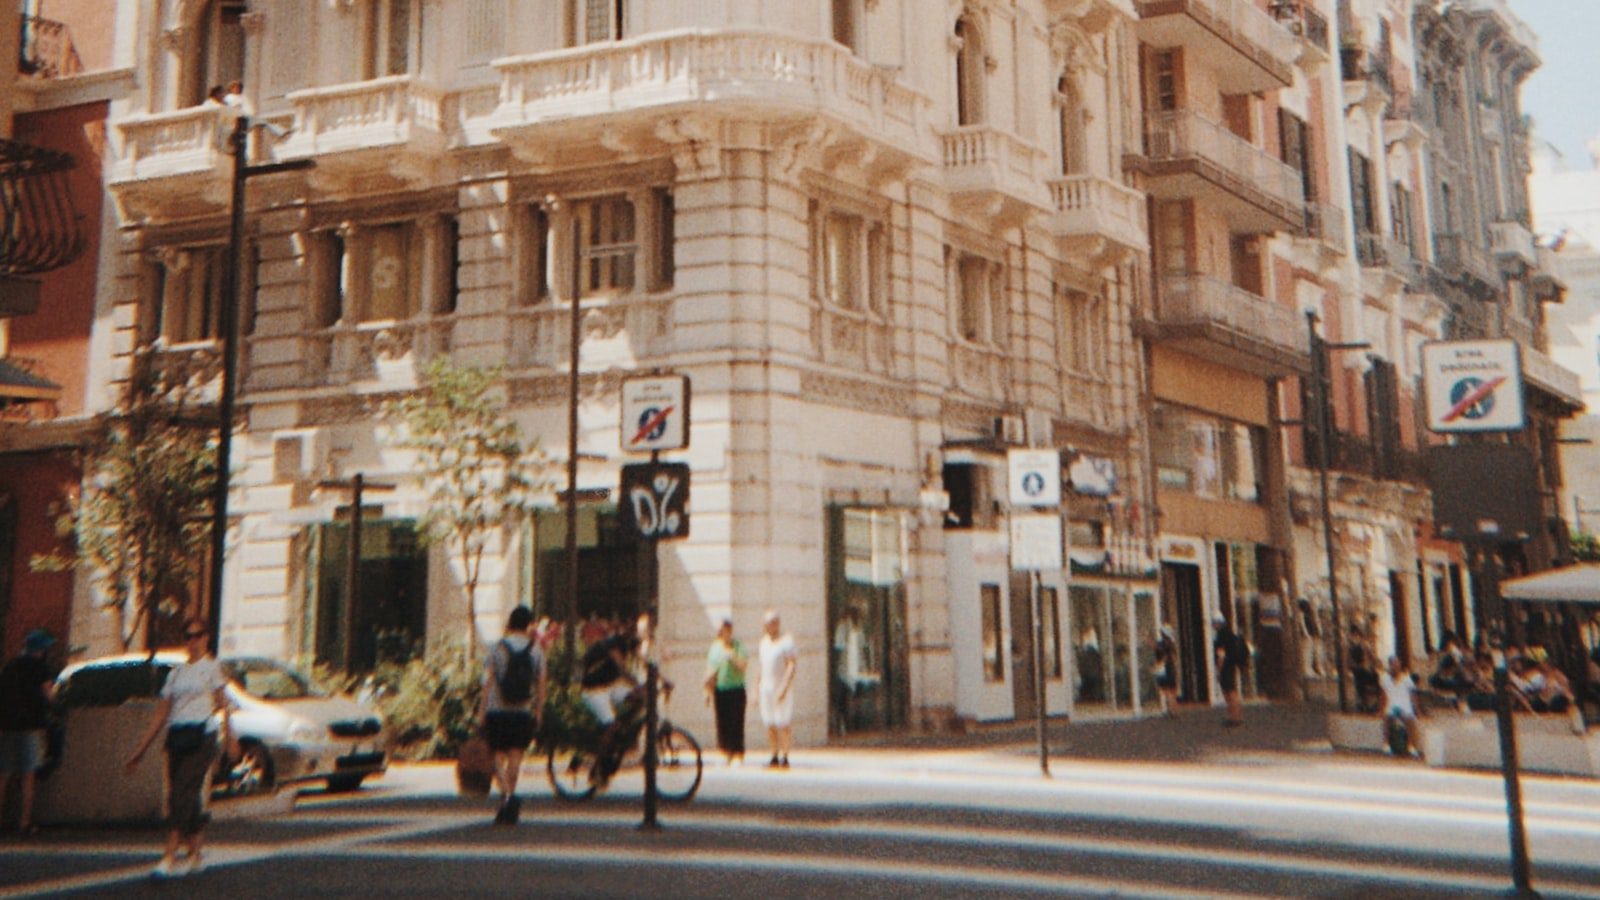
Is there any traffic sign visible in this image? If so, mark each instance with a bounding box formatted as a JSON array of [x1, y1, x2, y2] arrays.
[[1007, 449, 1060, 507], [620, 462, 690, 540], [621, 375, 689, 453], [1009, 514, 1063, 571], [1422, 340, 1524, 433]]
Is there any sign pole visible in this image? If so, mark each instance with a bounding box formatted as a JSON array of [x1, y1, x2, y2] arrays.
[[641, 448, 661, 830], [1033, 570, 1049, 777]]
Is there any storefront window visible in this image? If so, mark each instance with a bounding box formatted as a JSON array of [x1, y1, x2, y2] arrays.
[[1041, 586, 1063, 679], [1070, 585, 1108, 704], [828, 508, 910, 734], [521, 503, 653, 627], [305, 519, 427, 671], [1134, 590, 1159, 705]]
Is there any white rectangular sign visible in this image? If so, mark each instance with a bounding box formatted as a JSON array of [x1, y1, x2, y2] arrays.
[[1422, 340, 1524, 433], [1007, 449, 1060, 507], [621, 375, 690, 453], [1010, 514, 1063, 572]]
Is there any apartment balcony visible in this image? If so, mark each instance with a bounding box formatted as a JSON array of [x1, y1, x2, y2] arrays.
[[1046, 174, 1148, 255], [1521, 345, 1583, 410], [1135, 0, 1297, 92], [1130, 110, 1304, 233], [1432, 232, 1496, 288], [1355, 232, 1420, 291], [1300, 201, 1346, 252], [1138, 273, 1309, 376], [276, 76, 455, 184], [1267, 1, 1331, 59], [490, 29, 927, 175], [941, 126, 1051, 221], [1531, 245, 1566, 302], [108, 106, 234, 220], [1490, 219, 1537, 271], [1463, 0, 1539, 59]]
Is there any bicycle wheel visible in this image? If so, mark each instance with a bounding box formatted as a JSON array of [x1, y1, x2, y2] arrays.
[[547, 743, 600, 801], [652, 723, 703, 802]]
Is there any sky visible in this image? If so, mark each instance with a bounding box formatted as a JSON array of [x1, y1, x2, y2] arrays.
[[1510, 0, 1600, 170]]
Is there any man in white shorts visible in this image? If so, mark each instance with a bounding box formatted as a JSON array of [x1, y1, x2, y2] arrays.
[[756, 611, 797, 768]]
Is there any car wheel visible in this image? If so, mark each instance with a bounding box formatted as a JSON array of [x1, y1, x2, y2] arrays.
[[325, 774, 365, 793], [224, 741, 276, 796]]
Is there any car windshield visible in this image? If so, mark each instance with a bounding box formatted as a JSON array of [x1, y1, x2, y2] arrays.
[[224, 659, 321, 700]]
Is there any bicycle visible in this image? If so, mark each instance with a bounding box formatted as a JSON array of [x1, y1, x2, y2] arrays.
[[546, 687, 703, 802]]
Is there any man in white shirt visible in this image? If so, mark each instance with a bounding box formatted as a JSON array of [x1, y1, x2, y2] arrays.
[[756, 610, 797, 769], [1380, 655, 1420, 758]]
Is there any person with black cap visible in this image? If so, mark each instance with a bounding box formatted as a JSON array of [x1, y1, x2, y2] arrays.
[[0, 629, 59, 836]]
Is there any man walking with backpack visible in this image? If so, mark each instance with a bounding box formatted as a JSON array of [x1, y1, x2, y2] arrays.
[[479, 607, 546, 825]]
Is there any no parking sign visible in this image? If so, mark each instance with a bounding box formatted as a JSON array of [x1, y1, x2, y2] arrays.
[[621, 375, 689, 453], [1422, 340, 1524, 433]]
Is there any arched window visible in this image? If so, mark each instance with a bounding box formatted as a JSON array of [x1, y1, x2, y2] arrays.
[[182, 1, 247, 107], [1057, 75, 1086, 175], [954, 16, 985, 126]]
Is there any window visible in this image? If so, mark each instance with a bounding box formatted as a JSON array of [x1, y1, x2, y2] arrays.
[[1390, 184, 1416, 256], [654, 188, 675, 290], [520, 205, 551, 305], [981, 583, 1004, 682], [1150, 50, 1178, 113], [1152, 404, 1264, 502], [952, 251, 1001, 344], [569, 0, 626, 46], [942, 462, 996, 530], [308, 217, 456, 325], [832, 0, 860, 52], [1365, 358, 1402, 479], [147, 246, 226, 344], [1057, 76, 1086, 175], [577, 195, 636, 296], [1059, 286, 1106, 375], [364, 0, 417, 79], [812, 203, 888, 314], [186, 1, 247, 107], [1348, 149, 1376, 235], [1278, 110, 1313, 201], [954, 16, 985, 126]]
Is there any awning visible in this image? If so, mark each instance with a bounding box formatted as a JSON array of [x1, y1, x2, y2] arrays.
[[1500, 564, 1600, 605], [0, 356, 60, 404]]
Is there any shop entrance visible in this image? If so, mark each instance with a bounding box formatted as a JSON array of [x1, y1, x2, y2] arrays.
[[1160, 561, 1209, 704], [827, 508, 909, 736], [307, 518, 428, 671]]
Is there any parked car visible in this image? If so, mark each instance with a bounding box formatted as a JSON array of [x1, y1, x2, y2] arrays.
[[51, 653, 388, 796]]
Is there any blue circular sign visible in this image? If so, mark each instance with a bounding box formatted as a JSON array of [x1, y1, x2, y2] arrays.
[[1021, 471, 1046, 498], [1448, 377, 1494, 420], [636, 406, 669, 441]]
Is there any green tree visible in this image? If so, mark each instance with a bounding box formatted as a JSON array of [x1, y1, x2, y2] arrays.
[[381, 358, 557, 657], [32, 350, 218, 651], [1572, 531, 1600, 563]]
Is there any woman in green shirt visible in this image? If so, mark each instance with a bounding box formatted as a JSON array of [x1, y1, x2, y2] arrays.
[[703, 619, 748, 766]]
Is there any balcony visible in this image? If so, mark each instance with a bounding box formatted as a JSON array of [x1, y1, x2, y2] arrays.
[[1300, 201, 1346, 252], [1531, 245, 1566, 302], [108, 106, 233, 220], [1135, 0, 1297, 92], [1268, 2, 1330, 57], [1132, 110, 1304, 233], [1138, 273, 1309, 376], [1463, 0, 1539, 58], [1520, 345, 1583, 410], [1355, 232, 1420, 290], [1046, 174, 1148, 254], [277, 76, 455, 184], [1432, 232, 1496, 288], [1490, 219, 1537, 270], [941, 127, 1051, 221], [490, 29, 926, 173]]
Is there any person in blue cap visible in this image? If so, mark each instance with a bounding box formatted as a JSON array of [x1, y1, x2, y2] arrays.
[[0, 629, 59, 836]]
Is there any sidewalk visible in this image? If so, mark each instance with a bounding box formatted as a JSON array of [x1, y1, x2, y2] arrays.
[[829, 700, 1336, 765]]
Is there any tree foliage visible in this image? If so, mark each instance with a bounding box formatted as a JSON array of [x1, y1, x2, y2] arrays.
[[381, 358, 557, 656], [32, 350, 218, 651]]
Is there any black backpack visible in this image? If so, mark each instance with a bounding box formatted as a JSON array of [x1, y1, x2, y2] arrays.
[[498, 640, 536, 704]]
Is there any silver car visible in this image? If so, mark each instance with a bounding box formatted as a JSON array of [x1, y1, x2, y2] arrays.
[[52, 653, 388, 795]]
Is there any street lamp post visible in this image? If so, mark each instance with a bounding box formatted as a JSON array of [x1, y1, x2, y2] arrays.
[[1306, 311, 1368, 713], [206, 116, 313, 652]]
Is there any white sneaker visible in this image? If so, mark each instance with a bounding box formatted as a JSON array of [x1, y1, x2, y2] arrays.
[[185, 855, 206, 875], [150, 858, 178, 879]]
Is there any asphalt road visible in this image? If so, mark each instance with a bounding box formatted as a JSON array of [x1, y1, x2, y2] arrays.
[[4, 705, 1599, 899]]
